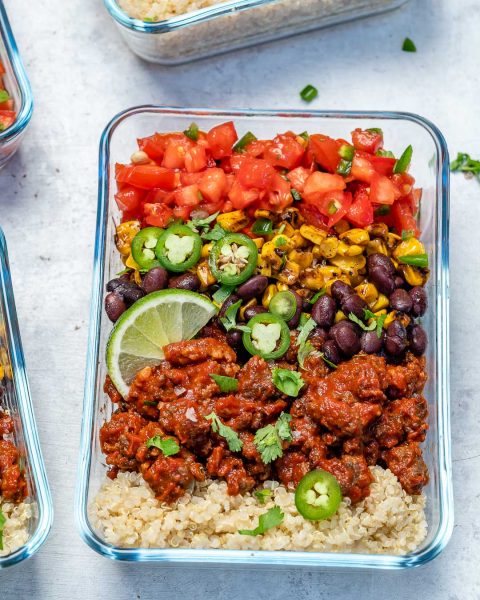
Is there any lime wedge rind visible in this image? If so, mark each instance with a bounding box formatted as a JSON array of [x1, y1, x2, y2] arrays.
[[106, 289, 217, 398]]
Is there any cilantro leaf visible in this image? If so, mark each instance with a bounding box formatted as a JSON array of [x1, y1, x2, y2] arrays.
[[272, 368, 304, 397], [348, 312, 377, 332], [291, 188, 302, 202], [451, 152, 480, 182], [254, 412, 292, 464], [205, 412, 243, 452], [0, 507, 5, 550], [210, 374, 238, 393], [238, 506, 284, 536], [183, 122, 199, 141], [402, 37, 417, 52], [254, 489, 273, 505], [297, 340, 318, 370], [219, 299, 242, 332], [364, 309, 387, 338], [318, 351, 338, 369], [146, 436, 180, 457], [202, 223, 227, 241], [188, 211, 219, 229], [212, 284, 235, 304], [296, 317, 317, 347]]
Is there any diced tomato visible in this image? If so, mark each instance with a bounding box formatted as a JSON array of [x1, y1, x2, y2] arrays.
[[391, 172, 415, 197], [0, 98, 14, 111], [0, 61, 5, 76], [351, 128, 383, 154], [237, 157, 276, 190], [267, 173, 293, 211], [370, 155, 396, 176], [162, 137, 194, 169], [114, 186, 145, 212], [391, 199, 419, 237], [350, 155, 376, 183], [143, 203, 174, 227], [298, 202, 329, 231], [347, 188, 374, 227], [263, 134, 305, 170], [144, 189, 175, 206], [172, 206, 193, 221], [137, 133, 174, 161], [198, 168, 228, 204], [303, 172, 346, 203], [309, 135, 342, 173], [116, 164, 179, 190], [180, 172, 204, 186], [287, 166, 311, 193], [370, 174, 397, 205], [228, 180, 260, 209], [0, 110, 16, 131], [185, 145, 208, 173], [207, 121, 238, 159], [244, 139, 267, 158], [174, 184, 201, 207], [201, 200, 224, 215], [316, 190, 352, 228]]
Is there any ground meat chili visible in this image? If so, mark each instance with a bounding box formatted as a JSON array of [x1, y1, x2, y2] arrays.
[[0, 407, 27, 502], [101, 124, 431, 509]]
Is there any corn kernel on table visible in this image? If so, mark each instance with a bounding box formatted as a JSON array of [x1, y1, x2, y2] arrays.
[[0, 0, 479, 597]]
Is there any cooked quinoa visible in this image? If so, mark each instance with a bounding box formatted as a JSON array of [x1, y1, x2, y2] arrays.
[[89, 466, 427, 554], [117, 0, 223, 20], [0, 499, 32, 557]]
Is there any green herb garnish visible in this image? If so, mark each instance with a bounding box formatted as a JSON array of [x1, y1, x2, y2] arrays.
[[206, 412, 243, 452], [401, 230, 415, 241], [300, 84, 318, 103], [146, 436, 180, 457], [0, 90, 10, 103], [254, 412, 292, 464], [364, 309, 387, 338], [339, 144, 355, 161], [274, 236, 287, 248], [210, 374, 239, 393], [374, 205, 391, 216], [451, 152, 480, 182], [254, 489, 273, 505], [212, 284, 235, 304], [309, 288, 326, 304], [337, 159, 352, 176], [233, 131, 257, 153], [402, 37, 417, 52], [183, 122, 199, 141], [398, 254, 429, 268], [297, 317, 317, 347], [202, 223, 227, 241], [291, 188, 302, 202], [393, 145, 413, 174], [348, 312, 377, 332], [272, 368, 305, 397], [238, 506, 284, 536], [376, 149, 395, 158]]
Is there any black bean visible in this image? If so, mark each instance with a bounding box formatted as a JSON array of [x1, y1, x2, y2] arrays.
[[384, 320, 408, 356], [341, 294, 368, 320], [309, 326, 328, 350], [369, 265, 396, 296], [244, 305, 267, 321], [312, 295, 336, 328], [394, 276, 405, 289], [121, 285, 145, 306], [236, 275, 269, 300], [218, 294, 240, 319], [302, 298, 311, 311], [142, 267, 168, 294], [360, 330, 383, 354], [322, 339, 341, 365], [389, 289, 413, 313], [331, 281, 354, 304], [105, 292, 126, 322], [409, 287, 428, 317], [226, 330, 243, 350], [409, 325, 427, 356], [387, 320, 407, 340], [168, 273, 200, 291], [106, 275, 130, 293], [367, 253, 395, 276], [329, 321, 360, 357], [287, 292, 303, 329]]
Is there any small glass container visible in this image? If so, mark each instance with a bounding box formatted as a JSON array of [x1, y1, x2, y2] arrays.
[[76, 107, 453, 569], [0, 1, 33, 170], [0, 229, 53, 568], [103, 0, 410, 65]]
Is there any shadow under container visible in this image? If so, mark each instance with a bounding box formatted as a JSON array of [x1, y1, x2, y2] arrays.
[[0, 229, 52, 568], [103, 0, 410, 64], [0, 1, 33, 170], [77, 106, 453, 569]]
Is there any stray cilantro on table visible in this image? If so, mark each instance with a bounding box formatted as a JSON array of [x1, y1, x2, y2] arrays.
[[254, 412, 292, 464], [272, 367, 305, 397], [146, 436, 180, 457], [205, 412, 243, 452], [402, 37, 417, 52], [300, 84, 318, 103], [451, 152, 480, 182], [238, 506, 284, 536]]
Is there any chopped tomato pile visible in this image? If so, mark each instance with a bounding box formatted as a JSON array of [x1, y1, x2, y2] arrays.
[[0, 61, 16, 133], [115, 122, 421, 237]]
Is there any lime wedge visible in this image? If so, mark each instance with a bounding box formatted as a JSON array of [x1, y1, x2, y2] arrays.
[[106, 289, 217, 398]]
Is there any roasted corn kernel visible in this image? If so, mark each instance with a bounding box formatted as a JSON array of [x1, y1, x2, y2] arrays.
[[253, 238, 265, 250], [355, 282, 379, 305], [400, 265, 426, 286], [299, 267, 326, 291], [216, 210, 249, 232], [318, 266, 343, 281], [281, 207, 304, 229], [288, 249, 314, 269], [254, 209, 273, 220], [372, 293, 389, 311], [276, 261, 301, 285], [197, 261, 216, 288], [335, 310, 347, 323], [299, 224, 327, 245], [201, 243, 213, 259], [336, 240, 364, 257], [367, 223, 389, 239], [262, 284, 278, 308], [329, 254, 366, 276], [393, 237, 426, 260], [334, 220, 350, 235], [257, 255, 272, 277], [340, 228, 370, 246], [290, 231, 310, 249], [366, 239, 388, 256], [261, 241, 284, 270], [115, 221, 141, 257], [125, 253, 141, 271], [240, 299, 257, 321], [272, 234, 294, 251], [317, 236, 339, 259]]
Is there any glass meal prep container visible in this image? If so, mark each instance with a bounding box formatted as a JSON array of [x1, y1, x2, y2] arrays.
[[103, 0, 410, 65], [76, 106, 453, 569], [0, 1, 33, 170], [0, 229, 52, 568]]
